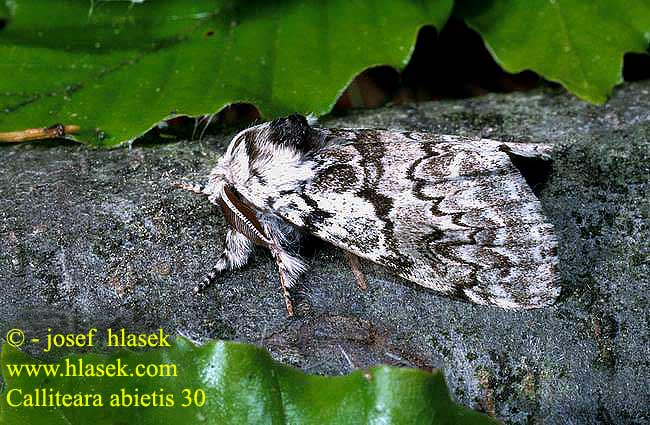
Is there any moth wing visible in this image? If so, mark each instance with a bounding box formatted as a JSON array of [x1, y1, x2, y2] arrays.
[[271, 131, 560, 309]]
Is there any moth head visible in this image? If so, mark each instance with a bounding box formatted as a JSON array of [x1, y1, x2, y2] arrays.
[[229, 114, 315, 154], [211, 114, 318, 188], [206, 123, 267, 190]]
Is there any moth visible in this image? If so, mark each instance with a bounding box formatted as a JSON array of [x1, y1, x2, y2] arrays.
[[177, 114, 560, 315]]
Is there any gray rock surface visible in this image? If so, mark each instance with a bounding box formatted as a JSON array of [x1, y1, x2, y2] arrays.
[[1, 82, 649, 424]]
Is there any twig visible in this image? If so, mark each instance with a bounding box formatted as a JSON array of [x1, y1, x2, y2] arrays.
[[0, 124, 80, 143]]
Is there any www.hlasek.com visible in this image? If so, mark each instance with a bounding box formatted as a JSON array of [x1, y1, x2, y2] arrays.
[[3, 327, 206, 408]]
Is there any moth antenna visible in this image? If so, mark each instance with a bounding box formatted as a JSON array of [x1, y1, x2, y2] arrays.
[[190, 116, 201, 141], [198, 112, 218, 141]]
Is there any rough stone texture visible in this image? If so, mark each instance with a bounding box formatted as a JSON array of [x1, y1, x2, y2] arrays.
[[1, 82, 649, 424]]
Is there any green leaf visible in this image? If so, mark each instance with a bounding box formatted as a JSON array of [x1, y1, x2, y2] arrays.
[[455, 0, 650, 104], [0, 338, 497, 424], [0, 0, 452, 147]]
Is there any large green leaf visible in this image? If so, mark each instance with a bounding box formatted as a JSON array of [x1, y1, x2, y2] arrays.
[[0, 0, 452, 147], [455, 0, 650, 104], [0, 338, 497, 424]]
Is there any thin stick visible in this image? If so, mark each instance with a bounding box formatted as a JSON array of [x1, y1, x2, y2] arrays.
[[0, 124, 80, 143], [344, 251, 368, 290]]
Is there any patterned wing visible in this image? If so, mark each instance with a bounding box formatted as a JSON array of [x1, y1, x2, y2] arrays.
[[268, 130, 560, 309]]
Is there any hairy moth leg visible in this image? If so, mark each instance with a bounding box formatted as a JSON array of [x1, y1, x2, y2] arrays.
[[344, 251, 368, 290], [271, 249, 296, 316], [269, 247, 306, 316], [266, 241, 306, 316], [259, 219, 307, 316], [196, 229, 253, 293]]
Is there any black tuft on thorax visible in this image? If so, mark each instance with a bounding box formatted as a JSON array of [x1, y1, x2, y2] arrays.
[[269, 114, 320, 154]]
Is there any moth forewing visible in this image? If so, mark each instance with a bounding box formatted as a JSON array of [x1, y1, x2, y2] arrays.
[[182, 114, 560, 314]]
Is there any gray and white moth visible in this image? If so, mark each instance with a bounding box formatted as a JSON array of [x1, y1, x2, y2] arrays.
[[178, 114, 560, 315]]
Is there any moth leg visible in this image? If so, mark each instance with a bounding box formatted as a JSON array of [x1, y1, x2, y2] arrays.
[[196, 229, 253, 293], [173, 181, 207, 195], [344, 251, 368, 290], [268, 245, 306, 317], [274, 256, 294, 317], [259, 218, 307, 316]]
